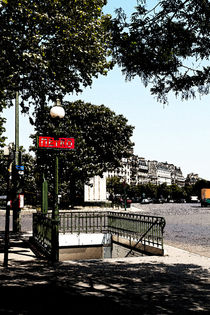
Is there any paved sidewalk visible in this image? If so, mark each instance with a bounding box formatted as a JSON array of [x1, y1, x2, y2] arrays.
[[0, 231, 36, 264], [0, 232, 210, 314]]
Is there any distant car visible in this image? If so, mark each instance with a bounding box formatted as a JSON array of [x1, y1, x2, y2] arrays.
[[190, 196, 199, 203], [141, 198, 150, 204]]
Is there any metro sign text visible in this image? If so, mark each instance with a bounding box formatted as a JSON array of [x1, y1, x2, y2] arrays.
[[38, 136, 75, 150]]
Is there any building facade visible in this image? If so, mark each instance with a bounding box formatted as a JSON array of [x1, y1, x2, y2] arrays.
[[106, 157, 132, 185], [85, 155, 200, 202], [185, 173, 200, 185], [107, 155, 186, 187]]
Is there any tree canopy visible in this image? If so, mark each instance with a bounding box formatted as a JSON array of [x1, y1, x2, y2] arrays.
[[111, 0, 210, 102], [1, 0, 209, 112], [0, 0, 112, 111], [31, 100, 134, 203], [0, 117, 6, 148]]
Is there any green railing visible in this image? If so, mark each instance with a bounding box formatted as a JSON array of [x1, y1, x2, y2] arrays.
[[59, 211, 108, 234], [58, 211, 166, 250], [32, 212, 59, 259], [32, 211, 166, 260], [107, 212, 166, 250]]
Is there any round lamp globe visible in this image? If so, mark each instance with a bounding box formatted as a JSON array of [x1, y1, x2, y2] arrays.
[[50, 106, 65, 119]]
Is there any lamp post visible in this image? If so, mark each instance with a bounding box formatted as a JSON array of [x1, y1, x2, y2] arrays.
[[49, 98, 65, 262], [13, 91, 21, 232]]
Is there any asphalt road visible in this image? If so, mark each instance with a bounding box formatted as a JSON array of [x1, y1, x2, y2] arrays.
[[0, 211, 33, 232]]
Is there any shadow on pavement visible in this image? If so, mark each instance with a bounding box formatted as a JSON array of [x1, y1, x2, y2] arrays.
[[0, 257, 210, 314]]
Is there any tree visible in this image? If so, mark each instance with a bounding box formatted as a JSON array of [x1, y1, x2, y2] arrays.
[[0, 150, 7, 195], [111, 0, 210, 103], [157, 183, 170, 199], [0, 147, 36, 203], [170, 184, 185, 201], [20, 150, 37, 205], [31, 100, 134, 204], [0, 117, 6, 148], [0, 0, 112, 111], [145, 183, 157, 199], [106, 176, 123, 196]]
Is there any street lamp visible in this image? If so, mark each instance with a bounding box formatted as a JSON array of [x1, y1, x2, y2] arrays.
[[50, 98, 65, 262], [50, 98, 65, 119]]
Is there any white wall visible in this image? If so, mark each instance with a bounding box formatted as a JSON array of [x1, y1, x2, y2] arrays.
[[84, 175, 107, 202]]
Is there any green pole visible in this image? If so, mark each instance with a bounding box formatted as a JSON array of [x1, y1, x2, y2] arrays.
[[55, 155, 59, 219], [52, 155, 59, 220], [52, 155, 59, 261], [42, 174, 48, 214], [13, 91, 21, 232], [15, 91, 19, 164]]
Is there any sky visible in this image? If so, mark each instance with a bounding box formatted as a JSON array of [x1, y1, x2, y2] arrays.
[[2, 0, 210, 180]]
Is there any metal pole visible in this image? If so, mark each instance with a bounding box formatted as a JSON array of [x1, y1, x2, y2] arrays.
[[52, 155, 59, 261], [13, 91, 21, 232], [15, 91, 19, 164], [55, 155, 59, 219], [42, 174, 48, 214], [3, 160, 13, 267]]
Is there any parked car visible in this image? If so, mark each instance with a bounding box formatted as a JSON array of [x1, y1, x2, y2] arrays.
[[190, 195, 199, 203], [141, 198, 150, 204]]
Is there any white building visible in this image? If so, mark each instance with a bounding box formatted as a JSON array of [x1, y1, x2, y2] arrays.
[[156, 165, 172, 185], [84, 175, 107, 202], [106, 157, 131, 185]]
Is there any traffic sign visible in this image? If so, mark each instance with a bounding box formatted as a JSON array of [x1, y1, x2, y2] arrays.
[[16, 165, 24, 171]]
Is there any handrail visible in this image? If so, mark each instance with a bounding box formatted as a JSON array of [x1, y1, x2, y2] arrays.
[[125, 219, 159, 257], [59, 211, 108, 234], [107, 211, 165, 251], [32, 211, 166, 259]]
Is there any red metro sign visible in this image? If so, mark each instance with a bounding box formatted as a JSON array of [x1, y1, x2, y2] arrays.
[[38, 136, 75, 150]]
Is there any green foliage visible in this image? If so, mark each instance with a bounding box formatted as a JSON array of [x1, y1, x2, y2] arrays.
[[107, 180, 197, 202], [31, 101, 134, 203], [0, 147, 36, 200], [0, 117, 6, 148], [111, 0, 210, 102], [21, 150, 36, 200], [0, 0, 112, 111], [0, 150, 7, 195], [169, 184, 186, 201], [107, 176, 124, 196]]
